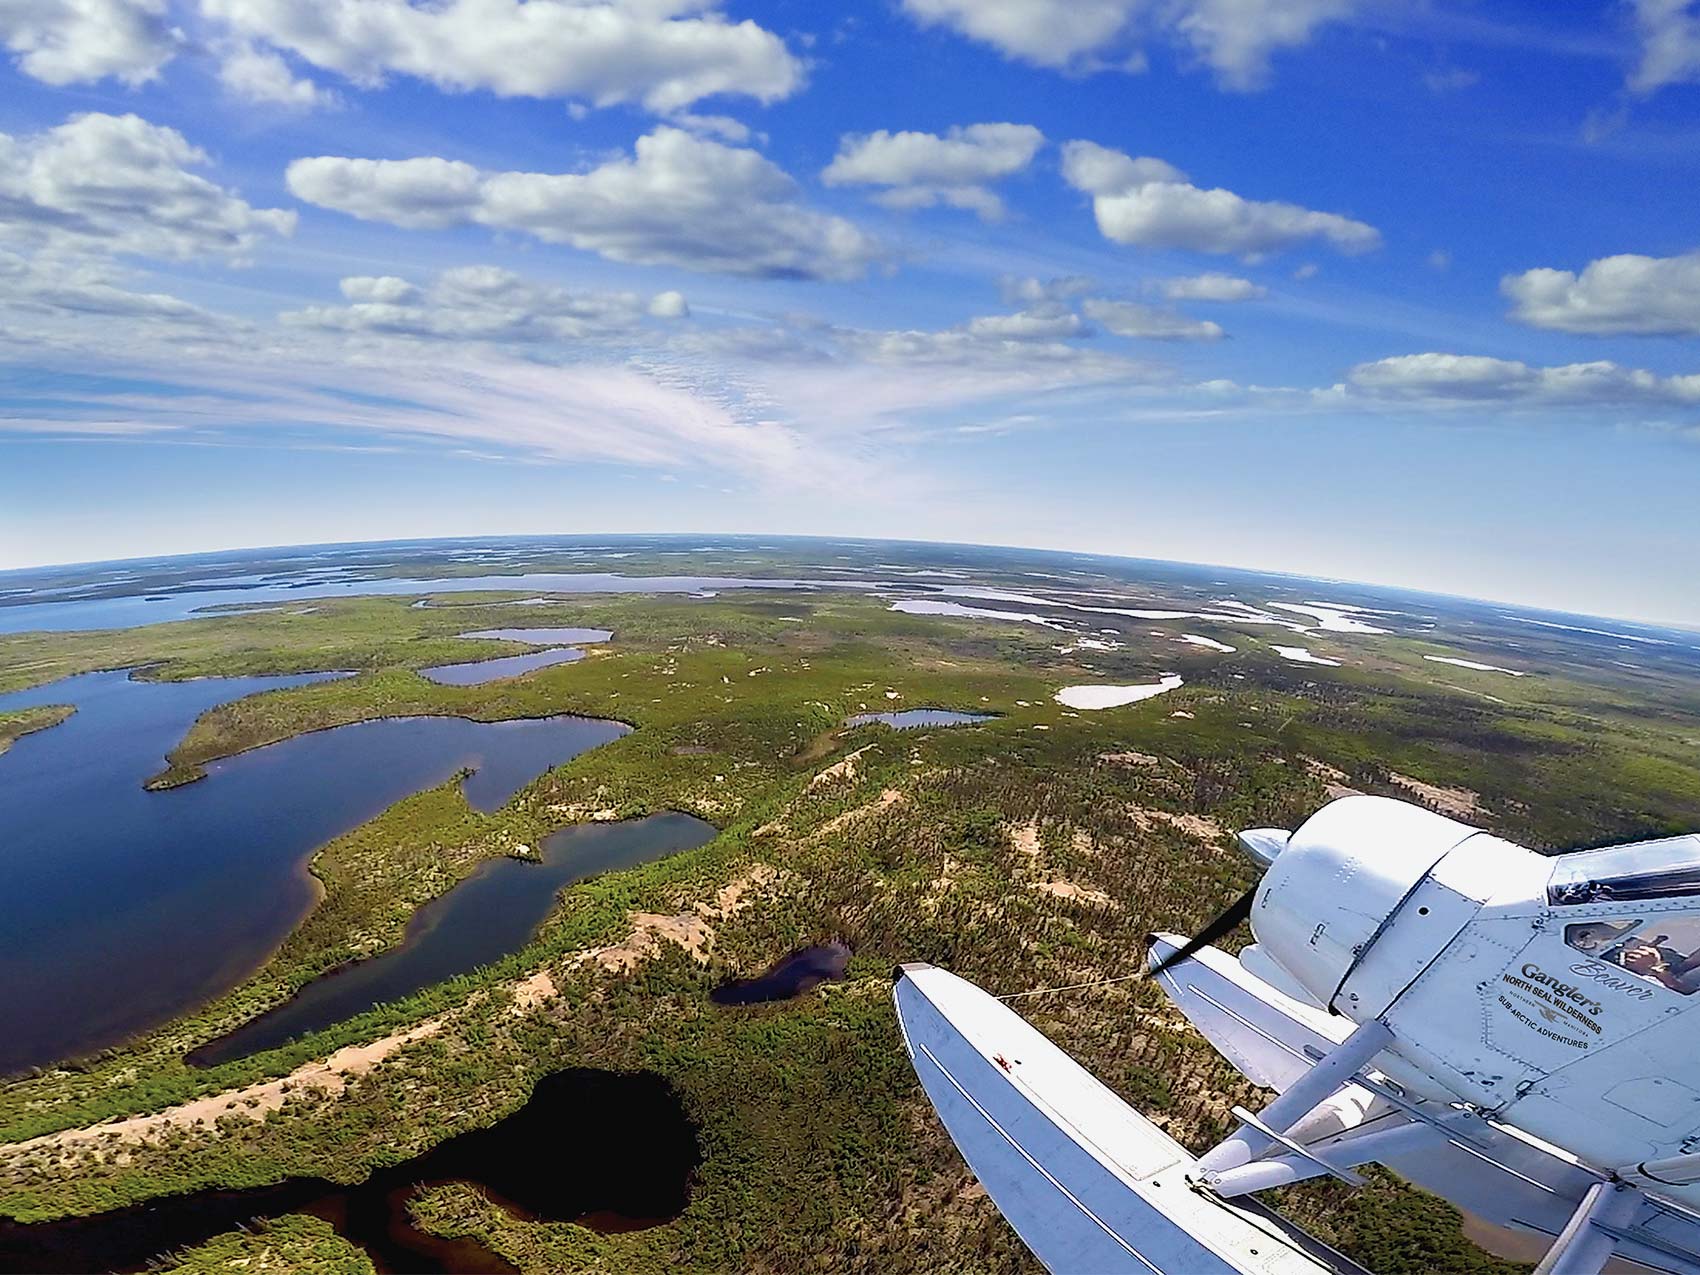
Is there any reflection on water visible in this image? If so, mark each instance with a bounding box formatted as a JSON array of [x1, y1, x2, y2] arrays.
[[712, 943, 852, 1005], [190, 813, 718, 1067], [0, 669, 628, 1075], [0, 1068, 700, 1274], [843, 709, 995, 730]]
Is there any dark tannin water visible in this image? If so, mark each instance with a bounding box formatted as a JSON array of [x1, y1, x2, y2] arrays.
[[190, 813, 718, 1067], [0, 669, 630, 1076], [842, 709, 995, 729], [711, 943, 853, 1005], [0, 1069, 699, 1274]]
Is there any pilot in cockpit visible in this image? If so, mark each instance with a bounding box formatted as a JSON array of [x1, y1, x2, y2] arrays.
[[1562, 920, 1700, 994], [1617, 942, 1692, 993]]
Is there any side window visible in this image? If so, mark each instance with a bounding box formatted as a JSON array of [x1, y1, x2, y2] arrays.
[[1565, 916, 1700, 995]]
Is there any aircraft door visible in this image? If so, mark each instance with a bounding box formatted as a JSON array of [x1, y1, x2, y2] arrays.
[[1481, 908, 1697, 1076]]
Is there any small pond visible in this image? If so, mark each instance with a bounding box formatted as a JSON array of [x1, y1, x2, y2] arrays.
[[711, 942, 853, 1005], [0, 1068, 699, 1274], [843, 709, 996, 729], [190, 812, 718, 1066]]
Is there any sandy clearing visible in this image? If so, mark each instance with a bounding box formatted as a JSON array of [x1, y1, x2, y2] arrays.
[[808, 744, 873, 791], [1009, 820, 1042, 858], [1097, 751, 1164, 769], [1033, 879, 1118, 908], [508, 969, 558, 1013], [1389, 772, 1485, 820], [1128, 805, 1226, 841], [579, 864, 779, 972], [1302, 756, 1365, 801], [3, 1021, 443, 1159], [817, 788, 906, 838], [1055, 676, 1183, 710]]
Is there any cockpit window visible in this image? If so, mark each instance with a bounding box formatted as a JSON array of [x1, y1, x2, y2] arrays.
[[1547, 834, 1700, 906], [1564, 916, 1700, 995]]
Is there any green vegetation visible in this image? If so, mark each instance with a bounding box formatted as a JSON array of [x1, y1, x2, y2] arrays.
[[161, 1214, 373, 1274], [1, 565, 1697, 1274], [0, 703, 72, 755]]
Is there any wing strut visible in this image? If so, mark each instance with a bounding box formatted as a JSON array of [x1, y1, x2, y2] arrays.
[[1532, 1182, 1644, 1275], [1193, 1018, 1394, 1176]]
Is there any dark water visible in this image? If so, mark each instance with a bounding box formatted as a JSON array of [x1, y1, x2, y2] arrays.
[[419, 647, 585, 685], [0, 1068, 699, 1274], [0, 670, 629, 1075], [458, 627, 614, 644], [843, 709, 996, 729], [191, 813, 718, 1067], [711, 943, 853, 1005]]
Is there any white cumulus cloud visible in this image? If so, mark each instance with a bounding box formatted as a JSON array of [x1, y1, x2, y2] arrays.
[[1084, 297, 1223, 340], [900, 0, 1354, 89], [0, 0, 175, 86], [963, 307, 1083, 340], [822, 123, 1045, 220], [1346, 352, 1700, 406], [1156, 272, 1265, 301], [0, 112, 296, 260], [202, 0, 802, 112], [1502, 250, 1700, 336], [283, 264, 664, 343], [1061, 139, 1378, 257], [1629, 0, 1700, 95], [287, 127, 882, 280], [648, 289, 689, 318], [218, 39, 336, 108]]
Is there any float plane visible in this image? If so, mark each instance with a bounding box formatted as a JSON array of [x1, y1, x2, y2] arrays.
[[894, 795, 1700, 1273]]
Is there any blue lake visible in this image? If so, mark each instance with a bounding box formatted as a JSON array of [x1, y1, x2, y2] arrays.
[[843, 709, 996, 729], [0, 574, 828, 634], [190, 812, 718, 1067], [0, 670, 629, 1074], [458, 627, 614, 644], [419, 629, 613, 685], [420, 647, 586, 686]]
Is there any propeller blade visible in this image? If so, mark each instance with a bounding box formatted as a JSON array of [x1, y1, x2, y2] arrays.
[[1144, 886, 1256, 979]]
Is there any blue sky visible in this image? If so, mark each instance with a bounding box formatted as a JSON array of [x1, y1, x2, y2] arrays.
[[2, 0, 1698, 624]]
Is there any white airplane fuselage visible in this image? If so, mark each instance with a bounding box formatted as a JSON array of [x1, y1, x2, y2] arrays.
[[1246, 796, 1700, 1203]]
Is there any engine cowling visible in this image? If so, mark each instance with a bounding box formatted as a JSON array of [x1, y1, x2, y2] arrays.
[[1251, 795, 1515, 1016]]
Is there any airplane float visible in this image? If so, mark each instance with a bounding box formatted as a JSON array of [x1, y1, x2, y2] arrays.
[[893, 794, 1700, 1274]]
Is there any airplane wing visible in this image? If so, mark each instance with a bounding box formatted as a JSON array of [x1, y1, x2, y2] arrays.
[[1150, 936, 1700, 1275], [892, 962, 1368, 1275]]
